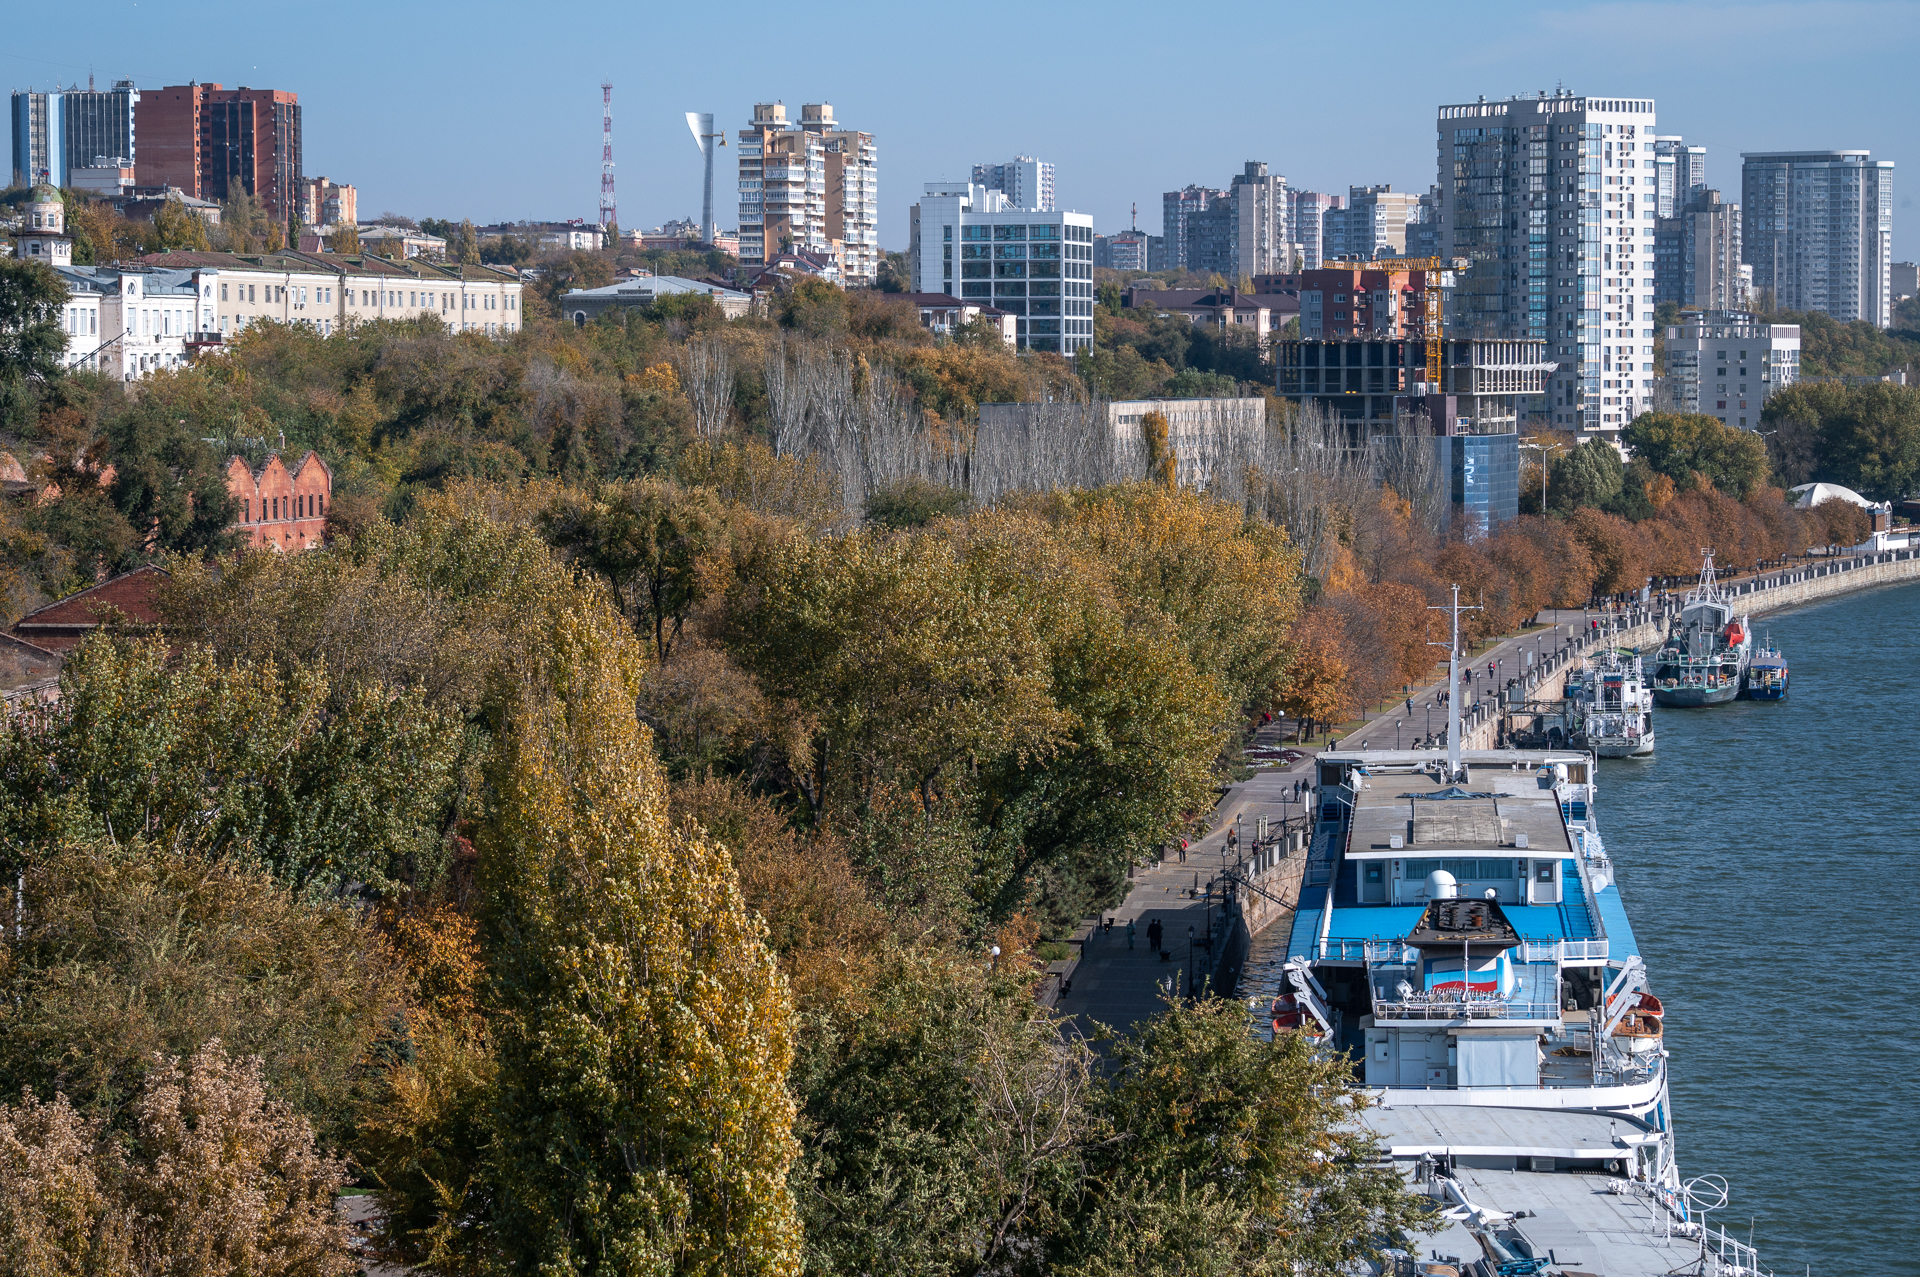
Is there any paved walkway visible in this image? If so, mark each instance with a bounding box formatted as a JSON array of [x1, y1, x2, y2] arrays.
[[1056, 755, 1315, 1036]]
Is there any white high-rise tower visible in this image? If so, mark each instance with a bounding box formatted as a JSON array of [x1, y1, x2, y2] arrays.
[[1437, 91, 1658, 439]]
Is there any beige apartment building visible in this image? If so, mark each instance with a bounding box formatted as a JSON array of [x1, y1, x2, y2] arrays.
[[142, 250, 524, 337], [736, 102, 877, 284]]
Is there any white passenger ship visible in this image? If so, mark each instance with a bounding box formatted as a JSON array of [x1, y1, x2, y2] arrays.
[[1273, 598, 1766, 1276]]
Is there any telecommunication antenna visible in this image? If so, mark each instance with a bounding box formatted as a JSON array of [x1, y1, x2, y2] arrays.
[[1428, 585, 1483, 780], [599, 80, 617, 231]]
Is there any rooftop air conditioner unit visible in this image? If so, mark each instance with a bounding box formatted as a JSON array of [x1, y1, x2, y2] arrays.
[[1515, 832, 1529, 849]]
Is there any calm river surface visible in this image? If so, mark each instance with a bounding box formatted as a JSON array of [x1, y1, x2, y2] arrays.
[[1601, 578, 1917, 1275]]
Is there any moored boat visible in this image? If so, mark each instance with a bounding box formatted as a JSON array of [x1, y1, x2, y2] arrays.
[[1651, 551, 1751, 707], [1746, 638, 1789, 700]]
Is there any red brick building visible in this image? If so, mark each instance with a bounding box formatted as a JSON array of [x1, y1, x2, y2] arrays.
[[10, 566, 168, 654], [134, 84, 303, 225], [227, 451, 331, 550]]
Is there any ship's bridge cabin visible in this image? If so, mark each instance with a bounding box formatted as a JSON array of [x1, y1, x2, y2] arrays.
[[1285, 751, 1652, 1101]]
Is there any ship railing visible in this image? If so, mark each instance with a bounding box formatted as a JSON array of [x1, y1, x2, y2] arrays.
[[1368, 993, 1563, 1022], [1520, 939, 1609, 963], [1362, 940, 1417, 964]]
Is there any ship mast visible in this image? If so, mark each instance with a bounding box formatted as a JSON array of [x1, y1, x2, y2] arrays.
[[1429, 585, 1483, 781]]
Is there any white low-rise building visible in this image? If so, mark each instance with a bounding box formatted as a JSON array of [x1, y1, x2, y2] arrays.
[[907, 181, 1095, 354], [1662, 310, 1799, 431]]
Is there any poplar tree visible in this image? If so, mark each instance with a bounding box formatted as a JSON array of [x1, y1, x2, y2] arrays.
[[480, 598, 801, 1276]]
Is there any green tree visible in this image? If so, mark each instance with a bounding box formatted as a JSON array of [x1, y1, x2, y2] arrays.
[[328, 221, 362, 254], [541, 478, 729, 662], [480, 599, 802, 1275], [0, 639, 459, 895], [1064, 1000, 1433, 1276], [98, 394, 243, 560], [1622, 411, 1770, 499], [863, 476, 967, 529], [0, 257, 69, 431], [0, 840, 407, 1149], [1762, 380, 1920, 500], [1547, 437, 1625, 514], [455, 219, 480, 265]]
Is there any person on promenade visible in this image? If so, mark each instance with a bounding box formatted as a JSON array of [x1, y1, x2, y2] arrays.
[[1126, 918, 1136, 949], [1146, 917, 1163, 954]]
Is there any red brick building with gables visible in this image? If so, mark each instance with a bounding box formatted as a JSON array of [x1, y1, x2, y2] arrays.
[[227, 451, 331, 550]]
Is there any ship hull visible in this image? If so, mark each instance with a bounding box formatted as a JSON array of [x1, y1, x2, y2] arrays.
[[1594, 735, 1655, 757], [1747, 684, 1788, 701], [1652, 682, 1741, 707]]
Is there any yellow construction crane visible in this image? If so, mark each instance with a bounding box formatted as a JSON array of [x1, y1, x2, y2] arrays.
[[1322, 256, 1458, 391]]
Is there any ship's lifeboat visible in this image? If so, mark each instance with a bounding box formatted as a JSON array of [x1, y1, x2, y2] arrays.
[[1612, 991, 1665, 1055], [1271, 993, 1324, 1037], [1726, 620, 1745, 646]]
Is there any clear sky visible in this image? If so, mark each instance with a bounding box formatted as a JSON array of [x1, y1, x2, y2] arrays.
[[9, 0, 1917, 256]]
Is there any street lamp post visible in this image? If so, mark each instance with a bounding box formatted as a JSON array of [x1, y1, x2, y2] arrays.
[[1186, 924, 1195, 1002]]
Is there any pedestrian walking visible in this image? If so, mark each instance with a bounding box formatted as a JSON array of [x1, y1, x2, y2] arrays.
[[1126, 918, 1136, 949], [1179, 838, 1189, 863], [1146, 917, 1163, 954], [1405, 696, 1413, 715]]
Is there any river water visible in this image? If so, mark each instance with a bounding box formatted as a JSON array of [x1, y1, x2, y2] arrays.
[[1239, 579, 1915, 1273], [1601, 579, 1917, 1276]]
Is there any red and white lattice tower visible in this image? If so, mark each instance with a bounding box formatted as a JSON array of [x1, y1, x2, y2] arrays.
[[599, 80, 617, 230]]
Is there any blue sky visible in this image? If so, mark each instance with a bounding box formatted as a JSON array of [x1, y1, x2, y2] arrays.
[[9, 0, 1917, 256]]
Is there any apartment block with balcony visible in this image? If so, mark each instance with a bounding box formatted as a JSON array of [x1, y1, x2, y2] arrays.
[[133, 84, 303, 226], [1438, 91, 1660, 440], [1654, 189, 1747, 311], [804, 104, 878, 285], [908, 182, 1094, 353]]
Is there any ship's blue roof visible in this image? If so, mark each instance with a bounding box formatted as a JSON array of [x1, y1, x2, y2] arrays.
[[1284, 867, 1640, 961]]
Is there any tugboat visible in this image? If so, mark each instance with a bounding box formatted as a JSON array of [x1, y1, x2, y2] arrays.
[[1746, 636, 1789, 700], [1651, 551, 1751, 707], [1568, 623, 1656, 757]]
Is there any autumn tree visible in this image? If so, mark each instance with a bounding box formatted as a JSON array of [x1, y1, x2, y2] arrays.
[[150, 196, 211, 252], [480, 598, 802, 1275], [0, 1040, 355, 1277]]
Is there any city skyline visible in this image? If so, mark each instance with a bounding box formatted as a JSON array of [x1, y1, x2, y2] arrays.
[[6, 0, 1915, 257]]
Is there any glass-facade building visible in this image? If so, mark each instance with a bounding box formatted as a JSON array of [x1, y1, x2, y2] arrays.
[[909, 182, 1094, 353], [1440, 431, 1520, 536]]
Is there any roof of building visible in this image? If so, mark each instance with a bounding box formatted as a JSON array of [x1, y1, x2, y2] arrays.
[[1346, 763, 1574, 861], [896, 293, 1011, 315], [138, 250, 521, 283], [11, 565, 168, 641], [1789, 481, 1877, 510], [561, 275, 747, 301]]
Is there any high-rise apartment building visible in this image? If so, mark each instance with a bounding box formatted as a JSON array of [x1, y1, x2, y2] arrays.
[[11, 82, 140, 188], [735, 103, 877, 284], [803, 104, 878, 285], [10, 91, 62, 188], [1655, 189, 1747, 312], [1170, 165, 1287, 279], [1161, 185, 1224, 273], [1437, 91, 1659, 438], [134, 84, 302, 225], [1323, 184, 1422, 261], [1652, 137, 1706, 218], [972, 156, 1054, 212], [1094, 230, 1158, 272], [1741, 149, 1894, 327], [1288, 190, 1341, 270], [908, 181, 1094, 353]]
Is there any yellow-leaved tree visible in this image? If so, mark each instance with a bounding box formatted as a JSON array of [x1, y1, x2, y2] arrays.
[[480, 596, 801, 1276]]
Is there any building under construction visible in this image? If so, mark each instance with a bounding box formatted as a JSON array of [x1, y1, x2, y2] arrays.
[[1275, 335, 1552, 434]]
